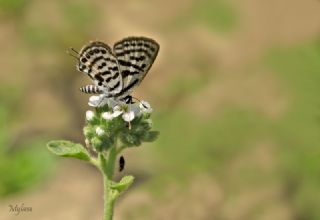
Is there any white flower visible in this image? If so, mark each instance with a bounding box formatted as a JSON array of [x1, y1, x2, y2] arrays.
[[86, 110, 95, 121], [111, 104, 140, 122], [101, 103, 138, 122], [91, 97, 153, 124], [102, 112, 114, 120], [122, 111, 135, 122], [95, 127, 105, 136], [88, 95, 108, 107], [139, 100, 153, 113]]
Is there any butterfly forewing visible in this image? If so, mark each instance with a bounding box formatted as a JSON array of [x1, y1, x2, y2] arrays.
[[113, 37, 159, 98], [78, 41, 123, 95]]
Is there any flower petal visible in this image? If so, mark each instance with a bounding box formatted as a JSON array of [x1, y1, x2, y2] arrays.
[[113, 110, 123, 117], [102, 112, 114, 120], [112, 105, 123, 117], [88, 95, 108, 107], [113, 105, 122, 111], [88, 96, 100, 107], [122, 111, 135, 122]]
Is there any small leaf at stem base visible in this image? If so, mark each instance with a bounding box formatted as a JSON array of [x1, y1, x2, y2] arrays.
[[110, 175, 134, 194], [47, 140, 90, 161]]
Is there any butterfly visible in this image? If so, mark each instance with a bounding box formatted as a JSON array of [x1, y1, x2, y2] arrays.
[[72, 36, 159, 103]]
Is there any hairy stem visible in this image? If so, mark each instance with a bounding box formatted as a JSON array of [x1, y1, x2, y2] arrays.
[[106, 147, 117, 179], [103, 175, 115, 220], [102, 147, 117, 220]]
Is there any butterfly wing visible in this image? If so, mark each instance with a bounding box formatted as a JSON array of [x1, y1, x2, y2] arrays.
[[113, 37, 159, 98], [78, 41, 123, 96]]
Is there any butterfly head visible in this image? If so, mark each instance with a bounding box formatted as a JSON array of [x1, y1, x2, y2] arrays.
[[67, 47, 91, 75], [77, 61, 90, 75], [76, 41, 109, 76]]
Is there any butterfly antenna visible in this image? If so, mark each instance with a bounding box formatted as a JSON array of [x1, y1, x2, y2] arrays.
[[131, 96, 149, 108], [132, 96, 147, 106], [70, 47, 79, 54], [66, 47, 79, 60], [131, 96, 141, 103]]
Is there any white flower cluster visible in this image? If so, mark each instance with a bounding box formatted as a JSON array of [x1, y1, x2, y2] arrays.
[[86, 95, 153, 123]]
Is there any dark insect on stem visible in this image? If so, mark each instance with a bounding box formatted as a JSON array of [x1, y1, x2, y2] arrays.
[[119, 155, 125, 172]]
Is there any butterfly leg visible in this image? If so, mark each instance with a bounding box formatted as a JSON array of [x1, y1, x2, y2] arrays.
[[79, 85, 102, 94], [123, 95, 148, 109]]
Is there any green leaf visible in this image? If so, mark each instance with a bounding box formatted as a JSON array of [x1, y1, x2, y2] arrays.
[[47, 140, 90, 161], [142, 131, 159, 142], [110, 175, 134, 193]]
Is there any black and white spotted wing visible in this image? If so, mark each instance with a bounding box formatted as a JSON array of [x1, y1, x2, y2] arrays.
[[77, 41, 123, 96], [113, 37, 159, 98], [77, 37, 159, 99]]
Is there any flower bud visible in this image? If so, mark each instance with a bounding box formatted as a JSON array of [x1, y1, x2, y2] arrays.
[[86, 110, 95, 121], [91, 137, 103, 151], [83, 126, 94, 139], [95, 127, 105, 136], [140, 101, 153, 113]]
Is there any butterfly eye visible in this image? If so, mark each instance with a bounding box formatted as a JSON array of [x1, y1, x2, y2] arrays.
[[81, 57, 87, 63], [78, 63, 86, 71]]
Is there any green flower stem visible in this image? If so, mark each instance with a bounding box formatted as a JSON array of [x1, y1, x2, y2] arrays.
[[116, 145, 126, 154], [106, 147, 117, 179], [100, 146, 118, 220], [103, 175, 115, 220]]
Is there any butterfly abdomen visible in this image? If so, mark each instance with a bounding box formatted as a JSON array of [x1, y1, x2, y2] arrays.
[[80, 85, 101, 94]]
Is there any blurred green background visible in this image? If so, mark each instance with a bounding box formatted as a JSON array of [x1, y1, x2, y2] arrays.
[[1, 0, 320, 219]]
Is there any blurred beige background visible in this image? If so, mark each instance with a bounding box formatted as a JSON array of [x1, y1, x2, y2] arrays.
[[1, 0, 320, 219]]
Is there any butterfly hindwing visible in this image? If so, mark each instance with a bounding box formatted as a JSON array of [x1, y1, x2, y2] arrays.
[[78, 41, 123, 96], [113, 37, 159, 98]]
